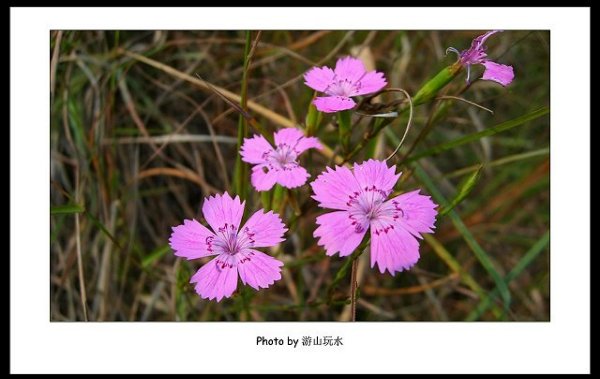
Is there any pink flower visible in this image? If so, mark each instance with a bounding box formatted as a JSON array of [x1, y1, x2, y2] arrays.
[[241, 128, 322, 191], [303, 56, 387, 113], [447, 30, 514, 86], [169, 192, 287, 301], [310, 160, 438, 275]]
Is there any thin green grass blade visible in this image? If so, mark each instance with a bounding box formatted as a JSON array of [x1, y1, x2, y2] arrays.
[[232, 31, 253, 199], [142, 244, 171, 269], [405, 107, 549, 163], [465, 231, 550, 320], [85, 211, 122, 250], [423, 234, 502, 318], [444, 147, 549, 179], [51, 204, 85, 215], [440, 164, 483, 216], [413, 163, 512, 312]]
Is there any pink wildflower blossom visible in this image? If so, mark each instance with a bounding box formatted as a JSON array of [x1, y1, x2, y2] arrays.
[[303, 56, 387, 113], [311, 160, 438, 275], [169, 192, 287, 301], [447, 30, 515, 86], [241, 128, 322, 191]]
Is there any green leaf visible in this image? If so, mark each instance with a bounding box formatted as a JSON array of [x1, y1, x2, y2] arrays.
[[51, 204, 85, 215], [406, 107, 550, 163], [440, 164, 483, 216], [413, 163, 512, 312]]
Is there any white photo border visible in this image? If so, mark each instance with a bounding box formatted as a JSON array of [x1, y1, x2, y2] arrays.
[[11, 7, 590, 374]]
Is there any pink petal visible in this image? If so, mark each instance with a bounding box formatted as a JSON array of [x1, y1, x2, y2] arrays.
[[240, 134, 273, 164], [481, 61, 514, 86], [190, 254, 238, 301], [311, 165, 363, 211], [370, 218, 420, 275], [274, 128, 304, 147], [295, 136, 322, 154], [240, 209, 287, 248], [385, 190, 438, 238], [236, 249, 284, 290], [314, 210, 368, 257], [276, 165, 310, 189], [303, 65, 335, 92], [313, 96, 355, 113], [352, 71, 387, 96], [333, 56, 366, 84], [169, 219, 218, 260], [251, 165, 278, 191], [352, 159, 400, 196], [201, 192, 245, 233], [471, 30, 501, 50], [273, 128, 322, 154]]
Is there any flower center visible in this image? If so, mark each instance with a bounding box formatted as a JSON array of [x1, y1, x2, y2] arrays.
[[212, 223, 256, 255], [267, 144, 299, 171], [460, 47, 488, 65], [325, 78, 360, 97], [346, 185, 390, 232]]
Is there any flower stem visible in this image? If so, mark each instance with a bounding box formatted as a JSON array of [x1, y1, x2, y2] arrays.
[[260, 190, 271, 211], [412, 62, 463, 105], [233, 31, 253, 199], [328, 239, 369, 302], [350, 258, 358, 322], [271, 184, 286, 215], [337, 110, 352, 154], [305, 92, 322, 137]]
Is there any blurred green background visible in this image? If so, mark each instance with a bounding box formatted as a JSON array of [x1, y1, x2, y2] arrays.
[[50, 30, 549, 321]]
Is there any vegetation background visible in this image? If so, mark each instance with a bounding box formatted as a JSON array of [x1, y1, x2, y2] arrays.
[[50, 30, 550, 321]]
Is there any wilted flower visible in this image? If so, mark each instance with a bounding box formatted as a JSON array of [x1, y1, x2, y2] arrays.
[[447, 30, 515, 86]]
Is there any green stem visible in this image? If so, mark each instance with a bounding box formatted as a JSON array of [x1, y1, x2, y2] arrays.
[[343, 63, 463, 162], [271, 184, 286, 216], [338, 110, 352, 154], [305, 92, 322, 137], [412, 62, 463, 106], [328, 239, 369, 302], [233, 31, 253, 199], [260, 190, 271, 211], [350, 258, 358, 321]]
